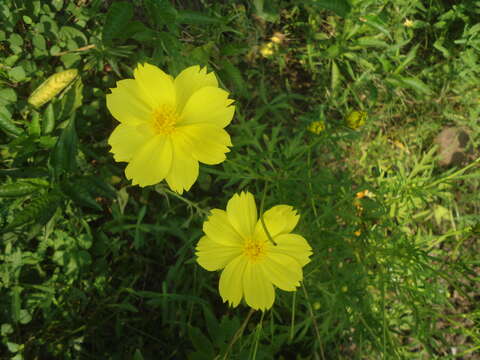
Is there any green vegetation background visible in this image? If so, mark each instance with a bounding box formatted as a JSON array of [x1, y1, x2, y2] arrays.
[[0, 0, 479, 359]]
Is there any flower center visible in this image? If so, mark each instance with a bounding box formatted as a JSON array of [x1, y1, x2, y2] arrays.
[[244, 238, 267, 262], [152, 105, 179, 135]]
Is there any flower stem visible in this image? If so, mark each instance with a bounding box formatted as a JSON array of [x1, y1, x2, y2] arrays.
[[221, 308, 256, 360], [259, 182, 277, 246]]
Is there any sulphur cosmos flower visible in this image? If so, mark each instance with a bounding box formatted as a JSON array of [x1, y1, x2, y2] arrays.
[[107, 63, 235, 193], [196, 192, 312, 311]]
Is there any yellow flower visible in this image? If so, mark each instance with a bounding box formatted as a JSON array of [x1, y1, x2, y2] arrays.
[[195, 192, 312, 311], [346, 110, 367, 129], [308, 121, 325, 135], [107, 63, 235, 193], [404, 19, 414, 27], [260, 42, 275, 57]]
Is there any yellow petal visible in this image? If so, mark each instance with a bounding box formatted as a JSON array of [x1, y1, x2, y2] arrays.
[[125, 135, 173, 187], [106, 79, 153, 123], [261, 253, 302, 291], [270, 234, 312, 267], [254, 205, 299, 240], [165, 138, 199, 194], [134, 63, 176, 108], [174, 66, 218, 112], [196, 236, 243, 271], [108, 123, 152, 162], [219, 255, 248, 308], [203, 209, 244, 246], [179, 86, 235, 128], [226, 192, 257, 240], [243, 262, 275, 310], [175, 124, 231, 165]]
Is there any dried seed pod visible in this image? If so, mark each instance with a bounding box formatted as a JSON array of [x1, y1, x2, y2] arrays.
[[28, 69, 78, 108]]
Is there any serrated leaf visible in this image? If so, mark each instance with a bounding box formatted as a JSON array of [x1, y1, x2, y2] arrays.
[[220, 60, 247, 96], [0, 181, 44, 198], [50, 116, 78, 176], [394, 76, 432, 95], [3, 192, 61, 232], [102, 2, 134, 45], [61, 179, 102, 211]]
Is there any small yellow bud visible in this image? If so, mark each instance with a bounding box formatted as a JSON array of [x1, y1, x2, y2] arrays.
[[28, 69, 78, 108], [308, 121, 325, 135], [404, 19, 414, 27], [354, 230, 361, 237], [109, 176, 122, 185], [270, 32, 286, 44], [260, 42, 275, 57], [346, 110, 367, 129]]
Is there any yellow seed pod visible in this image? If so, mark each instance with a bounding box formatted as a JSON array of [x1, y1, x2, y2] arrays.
[[308, 120, 325, 135], [28, 69, 78, 108], [346, 110, 367, 129]]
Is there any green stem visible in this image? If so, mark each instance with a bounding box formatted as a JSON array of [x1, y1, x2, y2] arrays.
[[259, 182, 277, 246]]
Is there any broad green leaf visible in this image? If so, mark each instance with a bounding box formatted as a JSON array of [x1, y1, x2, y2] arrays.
[[0, 107, 23, 136], [102, 1, 134, 45], [50, 116, 78, 176], [0, 88, 17, 105], [9, 66, 26, 82], [144, 0, 177, 28], [60, 79, 83, 120], [42, 103, 56, 135]]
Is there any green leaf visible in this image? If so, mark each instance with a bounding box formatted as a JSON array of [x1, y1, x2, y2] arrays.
[[0, 88, 17, 105], [3, 192, 62, 232], [133, 349, 144, 360], [362, 15, 391, 39], [0, 107, 23, 137], [0, 181, 44, 198], [143, 0, 177, 28], [50, 116, 78, 176], [9, 66, 26, 82], [391, 75, 432, 95], [331, 60, 341, 90], [60, 79, 83, 120], [19, 309, 32, 324], [309, 0, 352, 17], [11, 286, 22, 324], [1, 324, 13, 336], [102, 1, 134, 45], [61, 178, 102, 211], [42, 103, 56, 134], [220, 60, 247, 97], [188, 326, 215, 357], [177, 10, 221, 25]]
